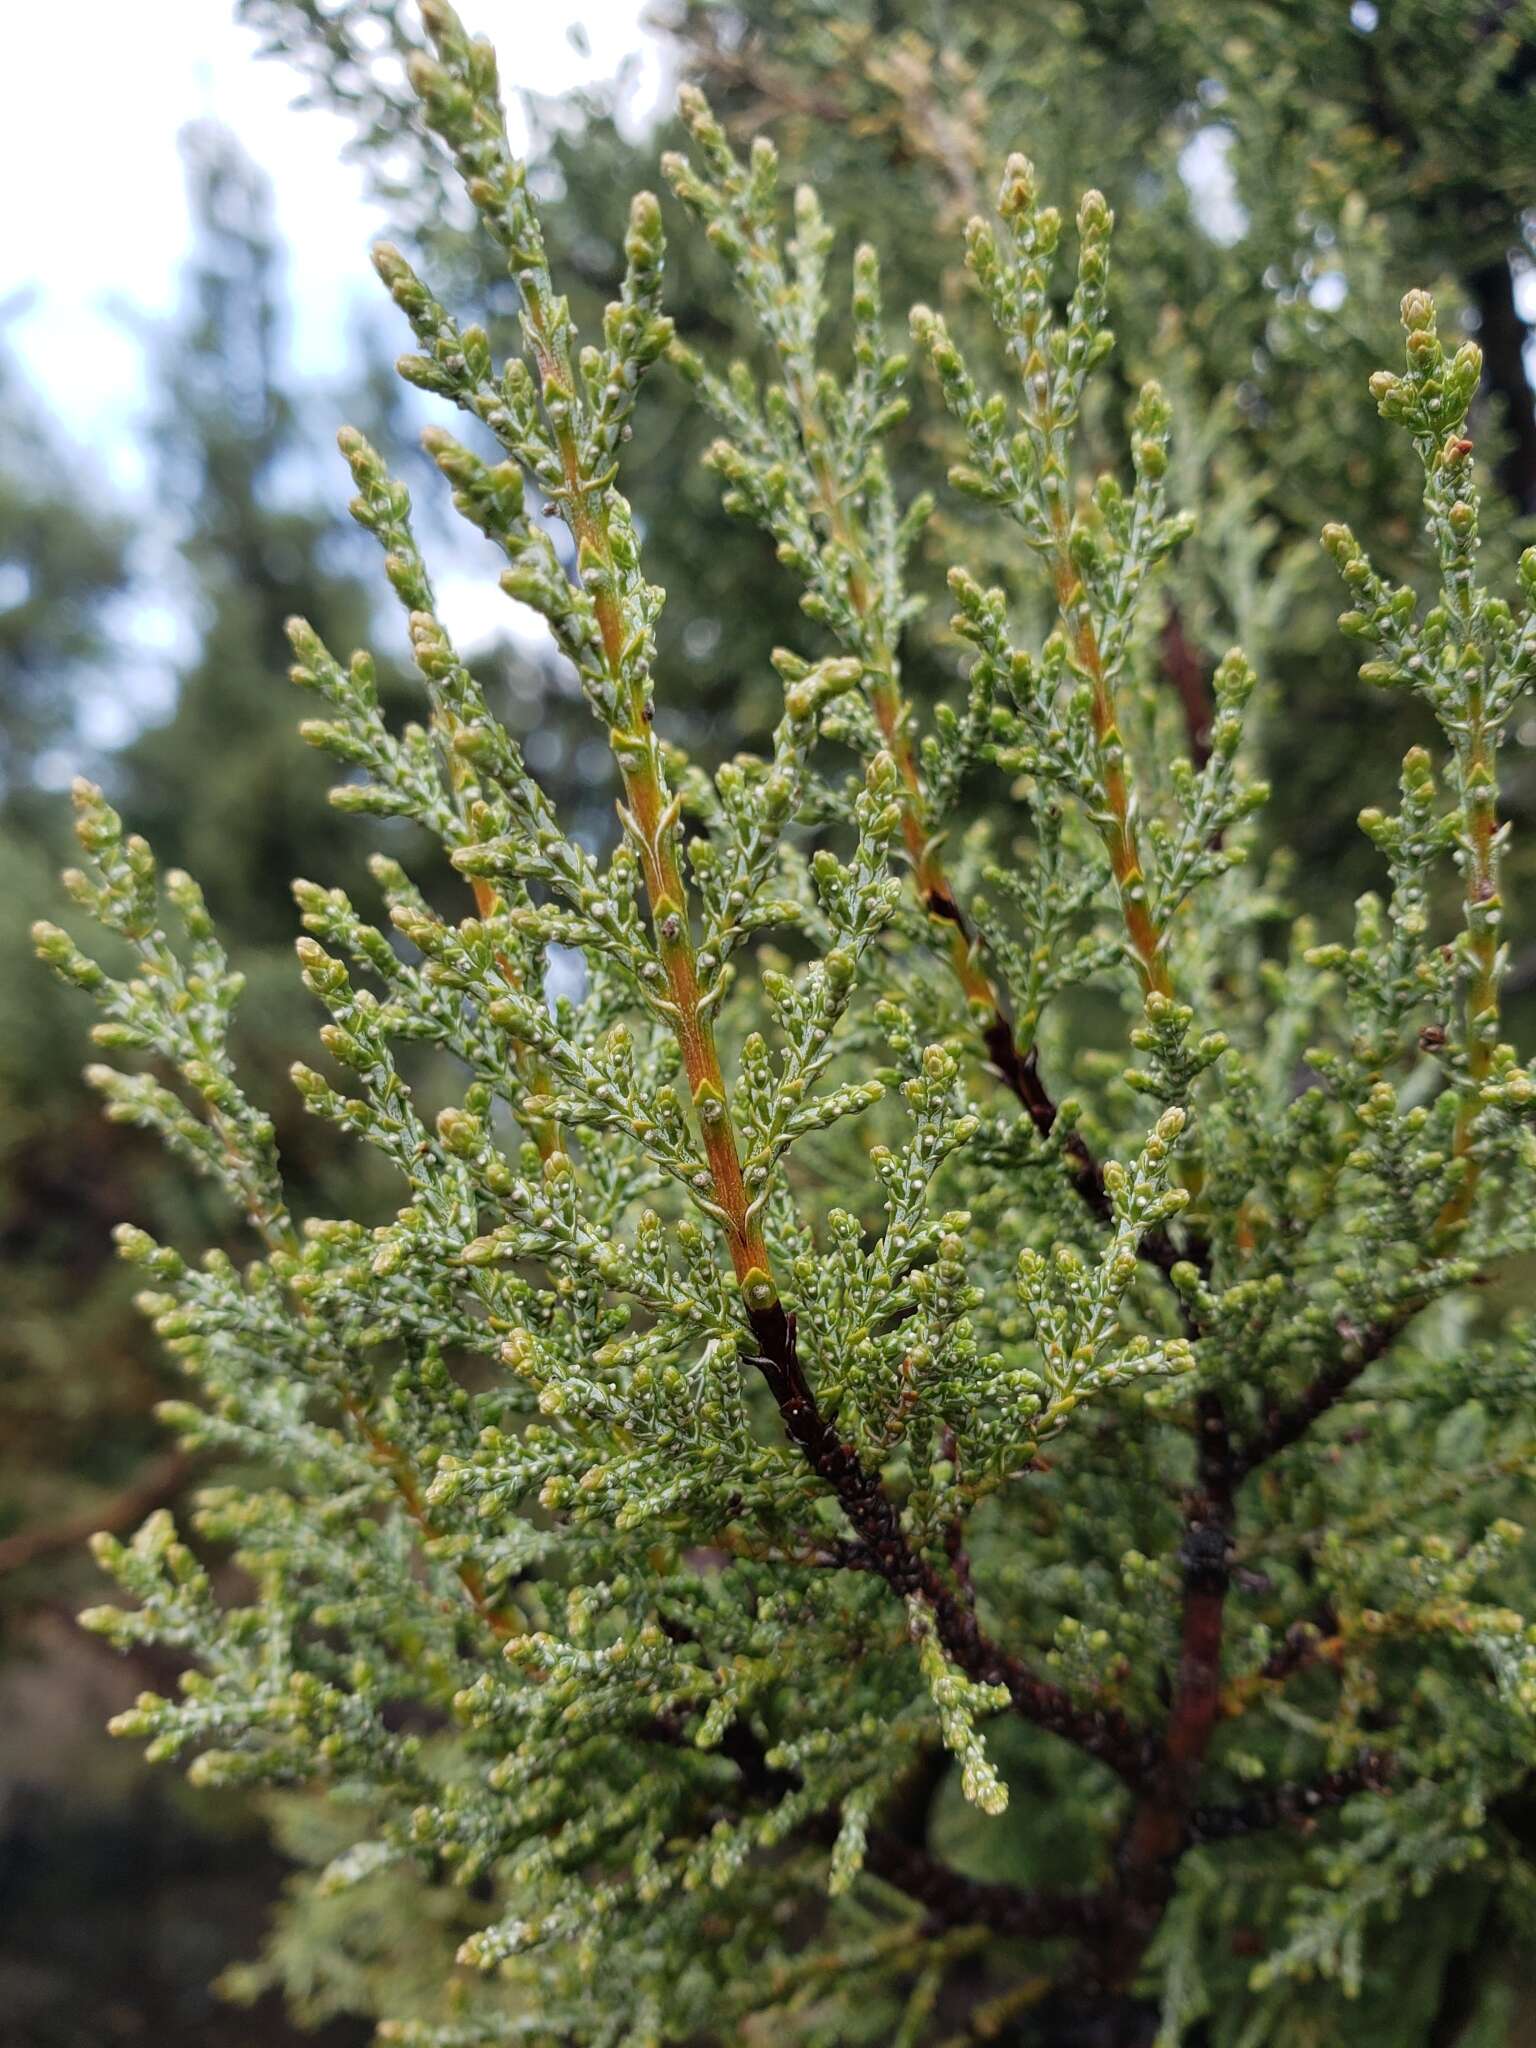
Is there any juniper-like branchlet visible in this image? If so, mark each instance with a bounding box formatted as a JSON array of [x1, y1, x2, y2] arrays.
[[36, 5, 1536, 2043]]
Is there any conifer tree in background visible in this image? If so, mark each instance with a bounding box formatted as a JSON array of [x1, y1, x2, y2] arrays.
[[1, 126, 384, 1575], [0, 328, 132, 1172], [0, 350, 151, 1555], [0, 124, 411, 2048], [37, 5, 1536, 2044], [0, 113, 658, 1595], [0, 348, 131, 798], [121, 123, 387, 951]]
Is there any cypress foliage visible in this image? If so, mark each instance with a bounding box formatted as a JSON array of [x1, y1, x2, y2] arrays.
[[37, 7, 1536, 2042], [241, 0, 1536, 913]]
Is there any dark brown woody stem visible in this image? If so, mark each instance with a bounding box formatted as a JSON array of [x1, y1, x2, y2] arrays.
[[745, 1297, 1152, 1785], [1101, 1389, 1237, 1984], [1233, 1315, 1406, 1480], [1189, 1752, 1395, 1843], [694, 1715, 1120, 1941]]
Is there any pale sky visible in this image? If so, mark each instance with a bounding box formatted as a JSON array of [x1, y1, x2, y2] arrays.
[[3, 0, 657, 491], [3, 2, 658, 757]]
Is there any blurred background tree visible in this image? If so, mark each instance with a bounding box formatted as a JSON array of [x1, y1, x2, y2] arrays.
[[0, 347, 132, 798], [2, 125, 380, 1580], [0, 122, 390, 2048], [4, 2, 1534, 2041]]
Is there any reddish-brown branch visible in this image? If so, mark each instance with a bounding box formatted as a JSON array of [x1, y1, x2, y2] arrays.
[[1101, 1390, 1237, 1984], [1070, 1315, 1414, 1981], [0, 1449, 198, 1580], [975, 997, 1202, 1280], [1158, 605, 1214, 771]]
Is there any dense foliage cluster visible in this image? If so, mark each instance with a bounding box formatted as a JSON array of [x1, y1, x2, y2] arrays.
[[35, 5, 1536, 2043]]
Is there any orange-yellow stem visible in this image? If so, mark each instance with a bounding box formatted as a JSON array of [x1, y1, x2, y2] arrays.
[[1051, 551, 1171, 1000], [805, 439, 1003, 1025], [1438, 688, 1501, 1233], [526, 293, 773, 1292]]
